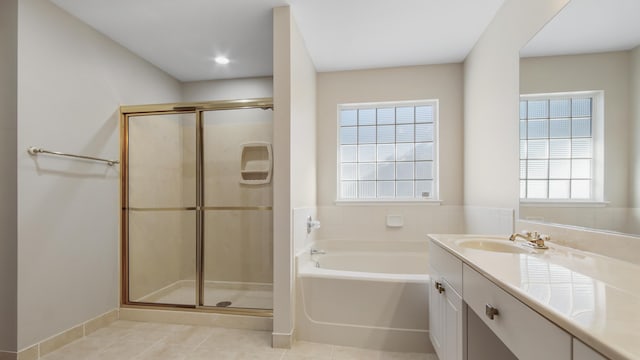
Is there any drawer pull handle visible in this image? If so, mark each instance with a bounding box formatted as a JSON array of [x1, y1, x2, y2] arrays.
[[435, 282, 445, 294], [485, 304, 499, 320]]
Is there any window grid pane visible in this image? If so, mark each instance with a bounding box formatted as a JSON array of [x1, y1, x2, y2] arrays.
[[519, 95, 594, 200], [338, 102, 437, 199]]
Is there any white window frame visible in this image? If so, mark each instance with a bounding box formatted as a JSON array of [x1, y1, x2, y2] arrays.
[[336, 100, 440, 203], [519, 91, 605, 204]]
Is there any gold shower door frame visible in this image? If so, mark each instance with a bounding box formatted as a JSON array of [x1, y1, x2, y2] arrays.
[[120, 98, 273, 317]]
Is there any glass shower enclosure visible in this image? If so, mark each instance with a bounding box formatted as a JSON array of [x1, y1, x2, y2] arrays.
[[120, 99, 273, 316]]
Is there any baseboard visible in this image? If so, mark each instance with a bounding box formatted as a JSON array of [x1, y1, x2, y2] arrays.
[[272, 331, 294, 349], [16, 308, 118, 360], [0, 351, 17, 360]]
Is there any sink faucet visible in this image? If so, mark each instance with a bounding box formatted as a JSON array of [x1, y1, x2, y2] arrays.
[[509, 231, 550, 249]]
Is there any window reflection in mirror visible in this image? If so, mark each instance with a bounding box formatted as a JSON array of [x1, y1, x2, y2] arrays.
[[518, 0, 640, 236]]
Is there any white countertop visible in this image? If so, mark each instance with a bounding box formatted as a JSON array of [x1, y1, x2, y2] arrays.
[[428, 234, 640, 360]]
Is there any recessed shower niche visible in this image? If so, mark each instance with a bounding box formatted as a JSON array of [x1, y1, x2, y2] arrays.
[[120, 98, 274, 315], [240, 142, 273, 184]]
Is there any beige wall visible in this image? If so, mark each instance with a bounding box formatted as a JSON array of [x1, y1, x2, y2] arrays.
[[463, 0, 570, 210], [17, 0, 182, 350], [520, 51, 630, 207], [317, 64, 464, 207], [182, 77, 273, 102], [631, 46, 640, 207], [0, 0, 18, 354], [315, 64, 464, 241], [273, 6, 317, 346]]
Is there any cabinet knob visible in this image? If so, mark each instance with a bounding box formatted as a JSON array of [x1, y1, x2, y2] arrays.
[[435, 282, 445, 294], [485, 304, 499, 320]]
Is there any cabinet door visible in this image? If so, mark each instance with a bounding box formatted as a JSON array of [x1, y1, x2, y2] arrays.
[[429, 273, 444, 359], [573, 339, 607, 360], [442, 278, 464, 360], [430, 273, 464, 360]]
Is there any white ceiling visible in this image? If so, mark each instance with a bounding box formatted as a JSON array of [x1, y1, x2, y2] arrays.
[[50, 0, 506, 82], [520, 0, 640, 57]]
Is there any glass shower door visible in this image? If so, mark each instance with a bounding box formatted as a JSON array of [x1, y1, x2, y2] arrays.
[[126, 113, 197, 306], [201, 108, 273, 310]]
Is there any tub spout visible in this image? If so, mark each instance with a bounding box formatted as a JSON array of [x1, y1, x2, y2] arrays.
[[310, 248, 326, 256]]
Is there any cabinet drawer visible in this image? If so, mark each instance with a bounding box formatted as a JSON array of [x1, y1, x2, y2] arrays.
[[463, 264, 571, 360], [429, 239, 463, 295]]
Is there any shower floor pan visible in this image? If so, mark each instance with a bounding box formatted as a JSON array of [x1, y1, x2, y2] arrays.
[[135, 280, 272, 310]]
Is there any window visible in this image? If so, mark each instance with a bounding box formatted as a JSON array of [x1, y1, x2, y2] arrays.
[[338, 100, 438, 200], [519, 92, 602, 201]]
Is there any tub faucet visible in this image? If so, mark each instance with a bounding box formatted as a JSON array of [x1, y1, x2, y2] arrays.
[[509, 231, 550, 249], [310, 248, 326, 255], [307, 216, 321, 234]]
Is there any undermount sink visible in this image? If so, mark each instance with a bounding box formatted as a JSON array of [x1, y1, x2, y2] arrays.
[[455, 238, 531, 254]]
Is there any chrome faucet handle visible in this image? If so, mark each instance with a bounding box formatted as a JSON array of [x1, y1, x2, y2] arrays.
[[307, 216, 321, 234]]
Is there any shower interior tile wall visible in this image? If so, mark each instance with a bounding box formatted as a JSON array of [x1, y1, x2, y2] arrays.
[[201, 109, 273, 285], [127, 107, 273, 304], [128, 114, 194, 301]]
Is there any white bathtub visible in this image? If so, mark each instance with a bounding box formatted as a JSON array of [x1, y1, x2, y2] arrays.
[[296, 240, 433, 353]]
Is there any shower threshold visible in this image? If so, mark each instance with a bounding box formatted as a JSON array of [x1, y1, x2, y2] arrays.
[[134, 280, 272, 310]]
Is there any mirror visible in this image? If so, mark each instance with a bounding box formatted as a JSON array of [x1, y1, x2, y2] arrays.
[[519, 0, 640, 237]]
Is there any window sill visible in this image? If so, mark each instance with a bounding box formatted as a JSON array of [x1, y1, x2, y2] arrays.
[[520, 200, 609, 208], [335, 199, 443, 206]]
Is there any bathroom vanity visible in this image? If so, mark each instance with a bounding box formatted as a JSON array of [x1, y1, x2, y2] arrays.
[[428, 234, 640, 360]]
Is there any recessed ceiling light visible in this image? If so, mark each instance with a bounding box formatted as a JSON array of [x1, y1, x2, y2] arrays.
[[214, 56, 230, 65]]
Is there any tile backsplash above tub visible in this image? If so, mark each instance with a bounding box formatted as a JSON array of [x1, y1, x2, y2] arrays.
[[316, 205, 468, 242]]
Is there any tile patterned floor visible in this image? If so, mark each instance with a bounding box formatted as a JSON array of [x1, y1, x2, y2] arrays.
[[40, 320, 437, 360]]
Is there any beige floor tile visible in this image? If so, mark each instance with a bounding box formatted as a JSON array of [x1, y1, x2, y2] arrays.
[[187, 347, 285, 360], [283, 341, 334, 359], [85, 325, 133, 342], [376, 351, 435, 360], [197, 328, 272, 351], [163, 325, 214, 347], [109, 320, 147, 329], [125, 327, 171, 342], [135, 342, 192, 360], [40, 320, 436, 360], [332, 346, 387, 360], [40, 337, 116, 360], [111, 320, 189, 333], [90, 340, 155, 360], [333, 346, 434, 360]]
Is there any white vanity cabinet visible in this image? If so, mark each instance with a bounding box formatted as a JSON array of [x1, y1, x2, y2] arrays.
[[463, 264, 572, 360], [428, 240, 464, 360], [573, 339, 607, 360]]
